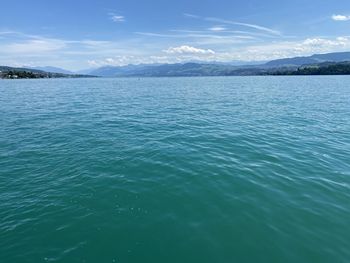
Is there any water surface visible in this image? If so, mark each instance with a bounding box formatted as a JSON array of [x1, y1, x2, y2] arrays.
[[0, 76, 349, 262]]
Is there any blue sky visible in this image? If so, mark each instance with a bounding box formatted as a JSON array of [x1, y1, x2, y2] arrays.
[[1, 0, 350, 70]]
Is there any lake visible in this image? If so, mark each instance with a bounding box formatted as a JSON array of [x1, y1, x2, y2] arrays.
[[0, 76, 349, 263]]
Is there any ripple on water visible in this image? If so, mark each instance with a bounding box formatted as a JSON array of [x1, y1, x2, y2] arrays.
[[0, 76, 350, 263]]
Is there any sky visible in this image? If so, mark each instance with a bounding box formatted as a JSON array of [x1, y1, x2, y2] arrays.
[[1, 0, 350, 70]]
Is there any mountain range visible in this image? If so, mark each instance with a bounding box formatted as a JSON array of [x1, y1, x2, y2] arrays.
[[264, 52, 350, 67], [2, 51, 350, 78], [29, 66, 74, 75], [85, 51, 350, 77]]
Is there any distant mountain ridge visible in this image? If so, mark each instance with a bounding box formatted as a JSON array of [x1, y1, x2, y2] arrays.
[[3, 51, 350, 78], [87, 51, 350, 77], [264, 52, 350, 67], [29, 66, 74, 75]]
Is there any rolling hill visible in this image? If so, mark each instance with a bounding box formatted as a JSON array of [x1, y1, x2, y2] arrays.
[[0, 66, 96, 79]]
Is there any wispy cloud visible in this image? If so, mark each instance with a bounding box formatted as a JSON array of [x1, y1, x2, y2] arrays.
[[2, 24, 350, 70], [5, 39, 67, 54], [0, 30, 19, 35], [0, 32, 68, 54], [183, 13, 201, 19], [208, 26, 227, 31], [109, 13, 125, 23], [136, 31, 256, 41], [135, 32, 182, 38], [332, 14, 350, 21], [184, 13, 281, 36], [171, 29, 273, 38], [0, 31, 143, 69], [236, 36, 350, 61], [205, 17, 281, 36], [51, 33, 350, 69], [87, 36, 350, 67]]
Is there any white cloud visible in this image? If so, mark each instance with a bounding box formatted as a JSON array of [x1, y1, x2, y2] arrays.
[[332, 15, 350, 21], [88, 57, 130, 67], [110, 13, 125, 22], [207, 18, 281, 36], [164, 45, 215, 55], [302, 37, 349, 47], [0, 31, 19, 35], [183, 13, 281, 36], [3, 29, 350, 70], [4, 39, 67, 54], [233, 36, 350, 61], [84, 35, 350, 68], [208, 26, 226, 31], [87, 55, 180, 67], [135, 32, 183, 38], [135, 31, 246, 41], [183, 13, 201, 19]]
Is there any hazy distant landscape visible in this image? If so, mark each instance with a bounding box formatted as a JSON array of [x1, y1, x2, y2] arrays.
[[0, 66, 95, 79], [3, 51, 350, 79]]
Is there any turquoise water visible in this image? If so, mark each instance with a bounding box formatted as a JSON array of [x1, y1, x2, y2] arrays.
[[0, 76, 349, 263]]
